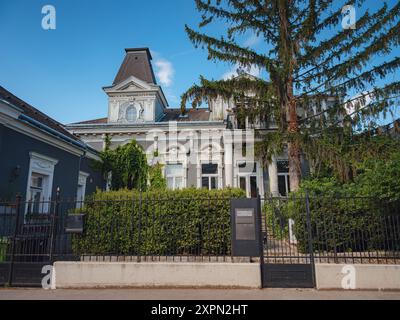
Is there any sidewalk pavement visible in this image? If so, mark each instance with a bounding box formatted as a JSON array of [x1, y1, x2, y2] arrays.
[[0, 288, 399, 300]]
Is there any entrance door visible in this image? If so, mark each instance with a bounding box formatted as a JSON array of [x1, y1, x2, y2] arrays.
[[238, 162, 258, 198], [239, 175, 258, 198]]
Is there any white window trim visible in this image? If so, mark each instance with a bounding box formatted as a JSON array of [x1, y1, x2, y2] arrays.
[[277, 159, 290, 196], [25, 152, 58, 214], [200, 162, 220, 190], [76, 171, 89, 208], [277, 172, 290, 196], [236, 161, 261, 198], [165, 163, 186, 190], [76, 171, 89, 204]]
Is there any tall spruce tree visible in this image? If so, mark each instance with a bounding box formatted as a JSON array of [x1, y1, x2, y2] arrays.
[[181, 0, 400, 191]]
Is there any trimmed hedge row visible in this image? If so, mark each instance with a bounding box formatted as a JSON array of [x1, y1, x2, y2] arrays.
[[72, 188, 245, 256]]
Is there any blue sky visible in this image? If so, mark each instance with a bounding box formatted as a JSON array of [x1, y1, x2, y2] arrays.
[[0, 0, 398, 125]]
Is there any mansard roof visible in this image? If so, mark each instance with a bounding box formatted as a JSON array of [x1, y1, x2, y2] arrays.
[[160, 108, 210, 122], [72, 117, 108, 125], [113, 48, 157, 85], [71, 108, 211, 125]]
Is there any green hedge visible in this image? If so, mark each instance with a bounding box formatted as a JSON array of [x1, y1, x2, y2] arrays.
[[72, 188, 245, 256]]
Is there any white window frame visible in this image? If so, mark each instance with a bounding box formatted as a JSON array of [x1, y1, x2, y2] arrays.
[[25, 152, 58, 214], [76, 171, 89, 208], [236, 161, 259, 198], [165, 163, 185, 190], [201, 163, 219, 190], [277, 159, 290, 196]]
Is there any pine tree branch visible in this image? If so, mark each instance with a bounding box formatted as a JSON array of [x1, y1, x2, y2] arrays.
[[185, 25, 275, 70], [296, 3, 392, 77], [195, 0, 278, 40], [180, 75, 274, 112], [301, 95, 400, 136], [298, 81, 400, 124], [299, 56, 400, 98]]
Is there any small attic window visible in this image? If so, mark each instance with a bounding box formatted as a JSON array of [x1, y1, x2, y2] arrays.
[[126, 105, 137, 122]]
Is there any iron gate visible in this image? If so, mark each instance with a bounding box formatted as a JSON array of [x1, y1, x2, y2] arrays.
[[0, 194, 72, 287], [260, 195, 315, 288]]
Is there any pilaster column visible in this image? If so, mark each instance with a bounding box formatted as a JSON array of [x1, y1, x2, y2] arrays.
[[268, 155, 279, 196], [224, 140, 233, 187]]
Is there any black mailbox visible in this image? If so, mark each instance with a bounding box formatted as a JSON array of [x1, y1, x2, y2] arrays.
[[65, 213, 85, 234], [230, 198, 261, 257]]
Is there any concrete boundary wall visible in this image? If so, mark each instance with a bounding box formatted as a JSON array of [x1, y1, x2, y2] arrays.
[[53, 262, 262, 289], [315, 264, 400, 290], [54, 262, 400, 290]]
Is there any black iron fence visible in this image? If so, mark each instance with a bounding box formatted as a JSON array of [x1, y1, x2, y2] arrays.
[[0, 192, 237, 283], [71, 194, 234, 262], [0, 192, 399, 285], [262, 195, 400, 264]]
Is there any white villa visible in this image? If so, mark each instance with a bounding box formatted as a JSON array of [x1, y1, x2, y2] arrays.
[[65, 48, 338, 197]]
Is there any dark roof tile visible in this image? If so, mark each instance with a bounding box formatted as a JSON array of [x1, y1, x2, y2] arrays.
[[72, 117, 108, 125], [0, 86, 80, 141], [113, 48, 156, 85], [160, 109, 210, 122]]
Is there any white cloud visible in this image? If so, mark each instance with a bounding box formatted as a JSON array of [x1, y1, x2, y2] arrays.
[[243, 33, 261, 47], [222, 63, 260, 80], [151, 51, 175, 88]]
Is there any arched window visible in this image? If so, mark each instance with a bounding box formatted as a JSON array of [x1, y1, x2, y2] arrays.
[[126, 105, 137, 122]]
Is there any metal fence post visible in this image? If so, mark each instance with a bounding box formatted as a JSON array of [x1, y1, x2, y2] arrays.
[[48, 188, 60, 262], [256, 191, 265, 288], [305, 191, 316, 288], [7, 193, 22, 286]]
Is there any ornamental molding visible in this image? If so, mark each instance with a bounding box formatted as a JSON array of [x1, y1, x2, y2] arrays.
[[29, 152, 58, 174], [78, 171, 90, 186]]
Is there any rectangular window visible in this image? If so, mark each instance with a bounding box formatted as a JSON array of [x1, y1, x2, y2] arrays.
[[165, 164, 184, 190], [239, 176, 246, 191], [237, 162, 258, 198], [76, 172, 89, 209], [277, 160, 289, 173], [201, 163, 218, 190], [29, 173, 45, 214], [26, 152, 58, 217], [27, 172, 52, 215], [277, 160, 290, 196], [250, 176, 257, 198]]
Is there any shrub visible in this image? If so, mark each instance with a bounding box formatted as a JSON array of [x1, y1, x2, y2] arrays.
[[278, 151, 400, 254], [148, 163, 167, 191], [94, 139, 149, 191], [72, 188, 245, 256], [285, 196, 390, 253], [268, 190, 400, 254]]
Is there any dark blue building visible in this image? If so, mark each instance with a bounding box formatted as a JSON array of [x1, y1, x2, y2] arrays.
[[0, 86, 105, 202]]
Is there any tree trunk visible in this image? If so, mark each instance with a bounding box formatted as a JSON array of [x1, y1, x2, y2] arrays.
[[287, 140, 302, 191], [278, 0, 302, 192], [287, 79, 302, 192]]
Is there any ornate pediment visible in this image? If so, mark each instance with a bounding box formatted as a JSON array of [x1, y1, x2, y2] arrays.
[[104, 75, 155, 93]]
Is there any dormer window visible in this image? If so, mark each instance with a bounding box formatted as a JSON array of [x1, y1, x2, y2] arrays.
[[126, 105, 137, 122]]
